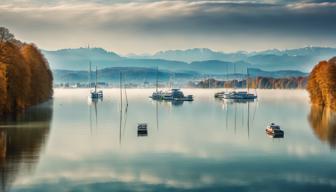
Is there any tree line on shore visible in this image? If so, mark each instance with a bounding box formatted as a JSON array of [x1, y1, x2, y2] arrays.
[[0, 27, 53, 115], [190, 76, 308, 89]]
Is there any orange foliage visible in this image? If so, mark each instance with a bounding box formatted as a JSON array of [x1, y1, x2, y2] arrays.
[[20, 44, 53, 105], [308, 106, 336, 148], [0, 41, 53, 115], [193, 77, 307, 89], [307, 57, 336, 110]]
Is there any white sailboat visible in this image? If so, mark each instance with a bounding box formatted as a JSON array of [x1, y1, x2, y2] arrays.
[[223, 67, 257, 100], [89, 62, 103, 99], [150, 66, 165, 100]]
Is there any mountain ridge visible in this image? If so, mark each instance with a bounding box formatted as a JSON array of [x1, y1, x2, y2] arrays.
[[42, 46, 336, 72]]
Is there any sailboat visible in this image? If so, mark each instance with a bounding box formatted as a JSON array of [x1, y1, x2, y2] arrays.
[[150, 66, 165, 100], [214, 63, 231, 98], [89, 62, 103, 99], [223, 67, 257, 100]]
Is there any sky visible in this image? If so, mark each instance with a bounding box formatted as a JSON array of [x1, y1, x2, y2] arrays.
[[0, 0, 336, 54]]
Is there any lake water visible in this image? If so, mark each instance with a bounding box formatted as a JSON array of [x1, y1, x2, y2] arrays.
[[1, 89, 336, 192]]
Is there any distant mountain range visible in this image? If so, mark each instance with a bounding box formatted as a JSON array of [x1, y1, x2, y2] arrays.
[[52, 67, 307, 84], [43, 47, 336, 74], [129, 47, 336, 71]]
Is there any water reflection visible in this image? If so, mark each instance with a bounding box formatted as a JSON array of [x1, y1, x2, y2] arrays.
[[171, 100, 184, 106], [6, 89, 336, 192], [89, 98, 102, 134], [308, 106, 336, 149], [0, 101, 53, 192], [215, 98, 258, 139], [153, 100, 186, 107]]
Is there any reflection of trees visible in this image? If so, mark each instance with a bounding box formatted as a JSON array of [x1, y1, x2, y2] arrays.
[[0, 101, 53, 192], [308, 106, 336, 149]]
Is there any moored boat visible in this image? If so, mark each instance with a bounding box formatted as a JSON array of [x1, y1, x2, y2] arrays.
[[89, 63, 103, 100], [137, 123, 148, 136], [266, 123, 284, 137], [162, 89, 193, 101], [223, 91, 257, 100], [214, 91, 228, 98]]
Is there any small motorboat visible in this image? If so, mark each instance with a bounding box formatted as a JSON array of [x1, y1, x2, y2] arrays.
[[162, 89, 194, 101], [91, 90, 103, 99], [137, 123, 148, 136], [174, 95, 193, 101], [214, 91, 227, 98], [266, 123, 284, 137], [223, 91, 257, 100]]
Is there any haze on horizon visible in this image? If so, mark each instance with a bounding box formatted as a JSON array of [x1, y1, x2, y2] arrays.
[[1, 0, 336, 55]]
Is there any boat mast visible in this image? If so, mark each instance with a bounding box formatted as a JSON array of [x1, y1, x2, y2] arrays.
[[156, 65, 158, 92], [95, 66, 97, 92], [120, 72, 122, 106], [233, 64, 236, 91], [208, 75, 210, 88], [247, 67, 249, 93], [225, 64, 228, 92], [89, 61, 92, 89]]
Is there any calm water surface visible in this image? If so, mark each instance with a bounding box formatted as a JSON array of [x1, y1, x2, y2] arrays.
[[1, 89, 336, 192]]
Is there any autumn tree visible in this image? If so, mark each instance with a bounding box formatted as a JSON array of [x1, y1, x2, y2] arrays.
[[0, 27, 14, 43], [307, 57, 336, 110], [0, 27, 53, 115]]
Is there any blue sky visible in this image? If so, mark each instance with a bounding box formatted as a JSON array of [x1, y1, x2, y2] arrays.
[[0, 0, 335, 54]]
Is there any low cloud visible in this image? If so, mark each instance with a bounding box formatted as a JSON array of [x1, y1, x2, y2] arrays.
[[0, 0, 335, 53]]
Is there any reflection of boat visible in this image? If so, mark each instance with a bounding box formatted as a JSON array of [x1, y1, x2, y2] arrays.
[[267, 133, 284, 138], [223, 97, 255, 104], [171, 100, 184, 106], [89, 97, 103, 104], [266, 123, 284, 137], [137, 123, 148, 136]]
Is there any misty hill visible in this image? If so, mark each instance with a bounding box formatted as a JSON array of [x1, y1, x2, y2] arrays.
[[44, 47, 336, 73], [43, 47, 122, 70], [43, 48, 248, 74], [130, 47, 336, 71], [53, 67, 198, 84], [248, 68, 307, 78], [151, 48, 248, 63], [53, 67, 307, 84]]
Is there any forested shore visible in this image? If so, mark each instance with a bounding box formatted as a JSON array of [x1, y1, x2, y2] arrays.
[[0, 27, 53, 115], [190, 76, 308, 89]]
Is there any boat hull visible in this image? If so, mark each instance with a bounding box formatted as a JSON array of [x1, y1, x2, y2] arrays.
[[266, 128, 284, 137]]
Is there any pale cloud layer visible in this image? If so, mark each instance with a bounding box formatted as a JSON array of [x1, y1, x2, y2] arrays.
[[0, 0, 335, 54]]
